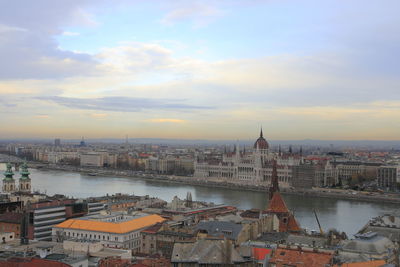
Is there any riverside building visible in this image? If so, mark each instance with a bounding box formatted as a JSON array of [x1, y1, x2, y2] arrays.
[[194, 129, 303, 187]]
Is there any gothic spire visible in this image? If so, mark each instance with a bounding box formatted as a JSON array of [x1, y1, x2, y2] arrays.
[[260, 127, 263, 138], [269, 159, 280, 200]]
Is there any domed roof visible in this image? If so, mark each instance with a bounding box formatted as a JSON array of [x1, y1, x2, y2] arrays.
[[254, 129, 269, 149]]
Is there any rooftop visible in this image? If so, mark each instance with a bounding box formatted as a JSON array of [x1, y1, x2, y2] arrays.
[[171, 239, 245, 264], [269, 247, 333, 267], [341, 232, 395, 255], [195, 221, 243, 240], [54, 214, 166, 234]]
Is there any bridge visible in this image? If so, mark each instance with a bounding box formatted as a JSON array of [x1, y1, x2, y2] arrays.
[[0, 154, 24, 171]]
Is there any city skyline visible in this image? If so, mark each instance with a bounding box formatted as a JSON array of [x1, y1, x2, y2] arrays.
[[1, 0, 400, 140]]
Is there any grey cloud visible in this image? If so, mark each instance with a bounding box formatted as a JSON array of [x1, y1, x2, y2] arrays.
[[38, 96, 213, 112], [0, 0, 99, 79]]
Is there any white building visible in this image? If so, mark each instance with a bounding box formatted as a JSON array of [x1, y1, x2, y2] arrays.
[[80, 152, 117, 167], [194, 130, 303, 187]]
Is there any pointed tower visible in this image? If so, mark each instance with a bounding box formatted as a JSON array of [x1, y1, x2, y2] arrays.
[[185, 192, 193, 208], [3, 163, 16, 193], [266, 159, 301, 233], [268, 160, 279, 200], [19, 162, 31, 193]]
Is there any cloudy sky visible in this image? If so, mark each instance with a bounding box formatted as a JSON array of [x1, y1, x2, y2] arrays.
[[1, 0, 399, 140]]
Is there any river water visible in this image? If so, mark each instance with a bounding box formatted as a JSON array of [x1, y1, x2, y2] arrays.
[[0, 164, 397, 236]]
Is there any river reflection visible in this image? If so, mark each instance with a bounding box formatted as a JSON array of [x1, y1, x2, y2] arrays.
[[0, 164, 397, 236]]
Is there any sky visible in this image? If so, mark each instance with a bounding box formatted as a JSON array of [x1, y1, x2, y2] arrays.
[[0, 0, 399, 140]]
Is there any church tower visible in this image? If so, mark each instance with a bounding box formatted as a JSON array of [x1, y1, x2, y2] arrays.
[[266, 159, 301, 233], [3, 163, 16, 193], [19, 162, 31, 193]]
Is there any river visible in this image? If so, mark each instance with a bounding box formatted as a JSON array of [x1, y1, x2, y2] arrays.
[[0, 163, 397, 236]]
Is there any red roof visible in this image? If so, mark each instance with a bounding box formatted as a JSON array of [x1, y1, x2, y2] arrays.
[[267, 192, 301, 232], [252, 247, 272, 261], [0, 258, 71, 267], [270, 248, 333, 267], [267, 192, 289, 213], [280, 214, 301, 232]]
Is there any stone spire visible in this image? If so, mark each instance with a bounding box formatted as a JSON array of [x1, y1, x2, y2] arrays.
[[269, 159, 279, 200]]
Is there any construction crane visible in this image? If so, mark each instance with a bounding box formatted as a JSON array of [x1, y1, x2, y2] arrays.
[[313, 209, 324, 235]]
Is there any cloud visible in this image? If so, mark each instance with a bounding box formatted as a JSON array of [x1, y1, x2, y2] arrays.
[[0, 0, 98, 79], [0, 24, 27, 33], [62, 31, 80, 36], [90, 113, 108, 118], [97, 43, 173, 74], [34, 114, 50, 119], [160, 1, 223, 27], [38, 96, 213, 112], [147, 118, 185, 123]]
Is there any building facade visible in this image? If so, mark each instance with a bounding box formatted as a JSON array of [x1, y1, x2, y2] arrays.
[[194, 130, 302, 187], [377, 166, 400, 190], [52, 213, 165, 252]]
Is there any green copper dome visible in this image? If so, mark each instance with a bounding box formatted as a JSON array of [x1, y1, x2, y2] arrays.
[[20, 162, 30, 180], [3, 163, 14, 181]]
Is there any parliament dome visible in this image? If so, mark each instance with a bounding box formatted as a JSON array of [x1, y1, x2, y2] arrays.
[[254, 129, 269, 149]]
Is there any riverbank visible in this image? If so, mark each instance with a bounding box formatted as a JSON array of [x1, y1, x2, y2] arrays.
[[28, 162, 400, 204]]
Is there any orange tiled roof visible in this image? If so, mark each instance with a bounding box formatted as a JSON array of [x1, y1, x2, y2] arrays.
[[270, 248, 333, 267], [333, 260, 386, 267], [280, 214, 301, 232], [54, 214, 166, 234], [267, 192, 289, 213]]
